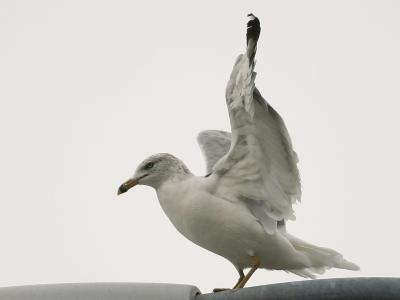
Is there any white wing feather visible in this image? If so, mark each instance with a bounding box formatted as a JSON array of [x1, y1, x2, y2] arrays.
[[197, 130, 231, 174], [210, 19, 301, 234]]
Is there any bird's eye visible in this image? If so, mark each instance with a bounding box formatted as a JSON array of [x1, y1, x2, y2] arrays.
[[144, 162, 154, 170]]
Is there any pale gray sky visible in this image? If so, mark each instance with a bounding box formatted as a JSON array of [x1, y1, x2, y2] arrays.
[[1, 0, 399, 292]]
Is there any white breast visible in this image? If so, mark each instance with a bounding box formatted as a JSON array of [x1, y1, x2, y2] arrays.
[[156, 176, 269, 266]]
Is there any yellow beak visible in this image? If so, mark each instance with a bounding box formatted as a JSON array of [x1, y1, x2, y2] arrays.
[[117, 175, 146, 195]]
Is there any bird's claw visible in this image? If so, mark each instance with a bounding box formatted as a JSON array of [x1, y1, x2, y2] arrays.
[[212, 288, 231, 293]]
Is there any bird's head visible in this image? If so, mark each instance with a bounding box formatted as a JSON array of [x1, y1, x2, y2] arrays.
[[117, 153, 191, 194]]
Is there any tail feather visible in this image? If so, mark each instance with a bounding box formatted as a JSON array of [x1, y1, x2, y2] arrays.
[[286, 269, 316, 279], [285, 233, 359, 278]]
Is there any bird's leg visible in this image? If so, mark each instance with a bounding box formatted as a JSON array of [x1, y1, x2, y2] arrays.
[[232, 269, 245, 289], [213, 268, 244, 293], [235, 256, 261, 289]]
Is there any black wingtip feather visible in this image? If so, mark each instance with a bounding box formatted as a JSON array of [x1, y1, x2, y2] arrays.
[[246, 13, 261, 46]]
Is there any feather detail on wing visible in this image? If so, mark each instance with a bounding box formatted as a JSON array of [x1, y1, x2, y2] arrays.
[[197, 130, 231, 174], [209, 14, 301, 234]]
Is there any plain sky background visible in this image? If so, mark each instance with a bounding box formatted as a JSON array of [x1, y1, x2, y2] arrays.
[[1, 0, 399, 293]]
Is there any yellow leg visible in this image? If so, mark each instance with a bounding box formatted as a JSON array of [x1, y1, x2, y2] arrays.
[[213, 269, 245, 292], [232, 269, 245, 289], [235, 256, 261, 289]]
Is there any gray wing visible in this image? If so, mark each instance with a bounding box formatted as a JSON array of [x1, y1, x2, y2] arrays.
[[197, 130, 231, 174], [212, 15, 301, 234]]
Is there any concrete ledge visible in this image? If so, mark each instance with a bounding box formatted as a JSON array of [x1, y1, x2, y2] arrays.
[[1, 278, 399, 300], [0, 282, 200, 300], [198, 277, 400, 300]]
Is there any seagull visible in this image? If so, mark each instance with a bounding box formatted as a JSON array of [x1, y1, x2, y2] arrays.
[[118, 14, 359, 290]]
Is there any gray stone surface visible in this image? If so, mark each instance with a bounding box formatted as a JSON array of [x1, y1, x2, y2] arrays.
[[1, 278, 399, 300], [0, 282, 200, 300], [197, 278, 400, 300]]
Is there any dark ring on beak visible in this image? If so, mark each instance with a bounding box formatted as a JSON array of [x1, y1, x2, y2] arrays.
[[117, 184, 130, 195]]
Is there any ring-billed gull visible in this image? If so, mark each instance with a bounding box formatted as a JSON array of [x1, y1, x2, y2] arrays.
[[118, 14, 359, 290]]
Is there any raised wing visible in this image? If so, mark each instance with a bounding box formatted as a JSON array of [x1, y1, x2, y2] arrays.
[[197, 130, 231, 174], [212, 14, 301, 234]]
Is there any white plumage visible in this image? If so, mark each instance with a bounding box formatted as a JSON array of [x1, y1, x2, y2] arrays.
[[118, 14, 359, 289]]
